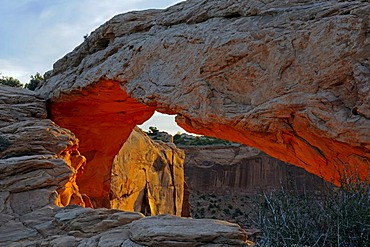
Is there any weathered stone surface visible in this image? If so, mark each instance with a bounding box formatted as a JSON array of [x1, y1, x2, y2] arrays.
[[2, 0, 370, 245], [111, 127, 185, 216], [0, 86, 87, 213], [0, 86, 247, 245], [39, 0, 370, 183], [130, 214, 247, 246], [183, 145, 329, 194]]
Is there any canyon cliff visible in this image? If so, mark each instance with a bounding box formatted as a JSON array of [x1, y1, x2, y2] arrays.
[[39, 0, 370, 185], [183, 145, 329, 195]]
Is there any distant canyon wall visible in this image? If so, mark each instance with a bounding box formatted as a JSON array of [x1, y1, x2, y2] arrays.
[[183, 145, 329, 195]]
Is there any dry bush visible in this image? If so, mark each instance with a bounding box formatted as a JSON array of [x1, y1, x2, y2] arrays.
[[253, 171, 369, 247]]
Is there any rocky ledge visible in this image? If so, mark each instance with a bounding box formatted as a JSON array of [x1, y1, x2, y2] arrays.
[[0, 85, 247, 246]]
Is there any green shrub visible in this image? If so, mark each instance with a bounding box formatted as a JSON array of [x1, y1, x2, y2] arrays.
[[232, 208, 243, 219], [223, 208, 230, 215], [0, 75, 23, 88]]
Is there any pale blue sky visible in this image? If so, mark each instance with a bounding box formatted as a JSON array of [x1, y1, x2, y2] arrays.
[[0, 0, 185, 134]]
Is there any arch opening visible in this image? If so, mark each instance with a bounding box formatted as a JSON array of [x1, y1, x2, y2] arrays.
[[49, 79, 155, 208], [48, 79, 368, 211]]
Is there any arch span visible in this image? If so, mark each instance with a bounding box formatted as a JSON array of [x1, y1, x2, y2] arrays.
[[41, 0, 370, 204]]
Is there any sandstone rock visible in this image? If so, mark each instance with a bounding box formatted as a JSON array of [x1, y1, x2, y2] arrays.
[[0, 86, 88, 214], [183, 145, 329, 194], [129, 214, 247, 246], [110, 127, 185, 216], [2, 0, 370, 245], [38, 0, 370, 184], [52, 80, 155, 208], [0, 86, 247, 245], [51, 206, 143, 238]]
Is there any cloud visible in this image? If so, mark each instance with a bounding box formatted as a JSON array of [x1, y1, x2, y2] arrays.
[[0, 0, 182, 82], [0, 59, 33, 84], [0, 0, 184, 134]]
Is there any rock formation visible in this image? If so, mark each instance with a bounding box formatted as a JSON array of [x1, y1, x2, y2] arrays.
[[39, 0, 370, 184], [0, 85, 247, 245], [183, 145, 329, 195], [0, 86, 89, 212], [2, 0, 370, 245], [110, 127, 185, 216]]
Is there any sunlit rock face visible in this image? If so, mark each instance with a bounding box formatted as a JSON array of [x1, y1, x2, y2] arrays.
[[0, 86, 89, 212], [39, 0, 370, 184], [48, 80, 155, 208], [111, 127, 185, 216]]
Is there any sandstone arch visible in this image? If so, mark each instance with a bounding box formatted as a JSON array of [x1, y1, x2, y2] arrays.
[[39, 0, 370, 205]]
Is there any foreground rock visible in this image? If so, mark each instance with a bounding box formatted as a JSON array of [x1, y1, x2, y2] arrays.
[[110, 127, 185, 216], [0, 85, 248, 245], [0, 206, 246, 246], [130, 215, 247, 246], [0, 86, 88, 213], [39, 0, 370, 183]]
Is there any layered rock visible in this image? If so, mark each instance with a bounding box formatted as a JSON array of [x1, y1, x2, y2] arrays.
[[0, 85, 88, 213], [110, 127, 185, 216], [130, 214, 247, 246], [39, 0, 370, 184], [0, 85, 248, 245], [183, 145, 329, 195]]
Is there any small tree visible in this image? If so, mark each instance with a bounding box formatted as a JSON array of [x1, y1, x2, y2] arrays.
[[0, 74, 23, 88], [148, 126, 159, 136], [24, 72, 43, 91]]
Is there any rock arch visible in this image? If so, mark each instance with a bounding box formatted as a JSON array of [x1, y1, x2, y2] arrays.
[[39, 0, 370, 206]]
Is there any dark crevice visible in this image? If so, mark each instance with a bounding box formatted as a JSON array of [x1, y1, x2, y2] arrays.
[[352, 107, 359, 115], [128, 24, 153, 35], [224, 12, 242, 19], [169, 152, 177, 215], [95, 38, 110, 51], [140, 183, 151, 216]]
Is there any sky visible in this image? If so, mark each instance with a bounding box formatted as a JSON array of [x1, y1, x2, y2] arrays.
[[0, 0, 186, 135]]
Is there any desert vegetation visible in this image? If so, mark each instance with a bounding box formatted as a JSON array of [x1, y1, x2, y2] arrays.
[[173, 133, 234, 146], [146, 126, 234, 146], [0, 72, 43, 90], [191, 172, 370, 246]]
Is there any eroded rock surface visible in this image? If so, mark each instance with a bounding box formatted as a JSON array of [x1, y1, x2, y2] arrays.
[[0, 85, 248, 245], [0, 86, 88, 213], [39, 0, 370, 183], [183, 145, 329, 194], [130, 214, 247, 246], [111, 127, 185, 216]]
